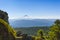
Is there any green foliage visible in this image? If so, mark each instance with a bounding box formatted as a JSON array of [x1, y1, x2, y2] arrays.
[[37, 29, 45, 40], [37, 29, 43, 36], [49, 19, 60, 40], [54, 19, 60, 25], [0, 18, 17, 40], [48, 31, 56, 40]]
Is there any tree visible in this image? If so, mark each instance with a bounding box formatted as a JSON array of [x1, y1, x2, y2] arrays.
[[54, 19, 60, 25], [37, 29, 45, 40], [49, 19, 60, 40], [0, 10, 9, 23]]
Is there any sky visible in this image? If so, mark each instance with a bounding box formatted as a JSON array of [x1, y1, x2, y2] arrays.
[[0, 0, 60, 19]]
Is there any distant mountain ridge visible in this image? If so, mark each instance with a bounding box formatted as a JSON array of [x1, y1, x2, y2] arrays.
[[9, 19, 56, 27]]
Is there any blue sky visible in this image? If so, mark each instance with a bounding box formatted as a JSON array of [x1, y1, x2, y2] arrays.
[[0, 0, 60, 19]]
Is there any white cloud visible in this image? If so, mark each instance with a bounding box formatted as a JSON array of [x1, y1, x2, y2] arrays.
[[9, 16, 60, 19]]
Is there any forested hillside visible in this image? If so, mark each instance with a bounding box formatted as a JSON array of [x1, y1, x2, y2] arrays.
[[14, 26, 49, 36]]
